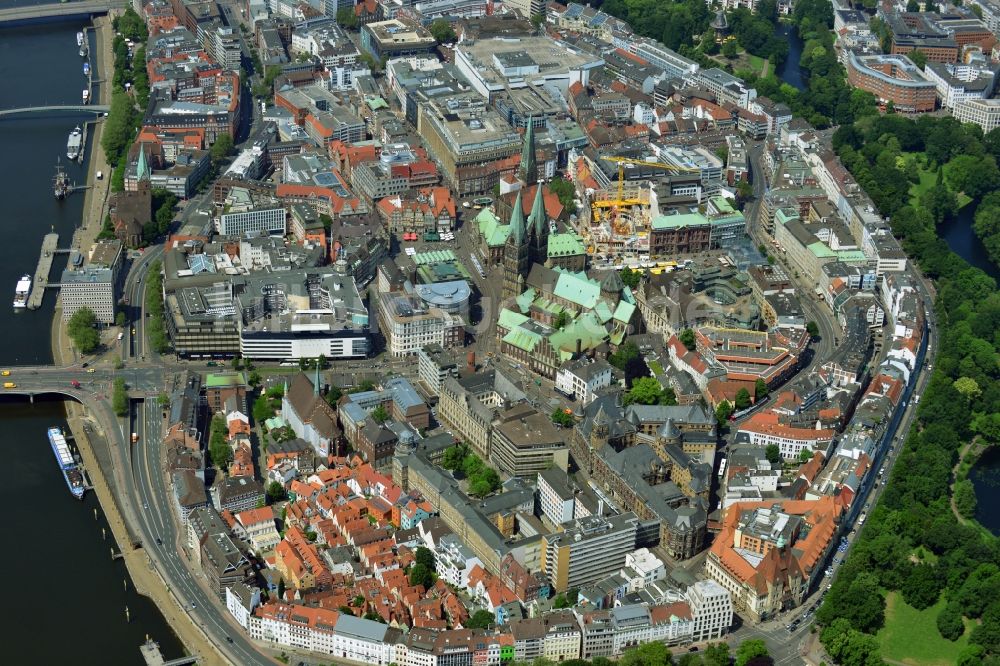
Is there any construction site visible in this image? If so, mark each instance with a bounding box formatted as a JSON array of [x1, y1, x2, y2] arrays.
[[572, 155, 704, 269]]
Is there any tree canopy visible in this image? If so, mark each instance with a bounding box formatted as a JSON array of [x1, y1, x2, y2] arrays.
[[67, 307, 101, 354], [623, 377, 677, 406], [817, 100, 1000, 664], [428, 18, 457, 43]]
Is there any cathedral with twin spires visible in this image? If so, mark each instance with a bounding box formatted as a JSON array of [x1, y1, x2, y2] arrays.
[[502, 122, 549, 300]]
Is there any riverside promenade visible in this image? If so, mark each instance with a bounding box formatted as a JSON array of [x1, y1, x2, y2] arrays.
[[52, 13, 230, 666]]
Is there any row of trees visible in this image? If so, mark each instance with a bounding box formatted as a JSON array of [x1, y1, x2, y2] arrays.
[[144, 260, 170, 353], [495, 638, 770, 666], [103, 8, 150, 193], [112, 377, 129, 416], [817, 116, 1000, 665], [208, 414, 232, 468]]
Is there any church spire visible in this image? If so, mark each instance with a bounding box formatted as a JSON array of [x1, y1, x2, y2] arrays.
[[137, 143, 150, 182], [519, 118, 537, 186], [509, 189, 526, 246], [529, 181, 546, 239]]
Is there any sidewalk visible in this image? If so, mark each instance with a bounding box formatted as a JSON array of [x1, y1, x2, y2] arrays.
[[50, 15, 229, 665]]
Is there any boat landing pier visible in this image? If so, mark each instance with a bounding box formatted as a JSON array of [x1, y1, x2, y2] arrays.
[[139, 638, 198, 666], [27, 234, 60, 310]]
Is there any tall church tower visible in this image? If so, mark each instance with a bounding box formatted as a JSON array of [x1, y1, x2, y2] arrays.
[[527, 180, 548, 267], [503, 190, 530, 300], [518, 119, 538, 187]]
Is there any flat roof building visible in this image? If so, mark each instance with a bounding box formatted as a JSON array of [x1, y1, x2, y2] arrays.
[[542, 513, 639, 592], [846, 53, 937, 113], [361, 19, 436, 60]]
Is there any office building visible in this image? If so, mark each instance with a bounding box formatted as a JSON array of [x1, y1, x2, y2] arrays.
[[360, 19, 436, 60], [490, 404, 568, 477], [542, 513, 639, 591], [846, 53, 937, 113]]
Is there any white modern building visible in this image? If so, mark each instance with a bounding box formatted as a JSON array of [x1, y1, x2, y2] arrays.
[[378, 292, 465, 356], [923, 61, 999, 109], [554, 358, 614, 405], [60, 267, 117, 324], [218, 206, 287, 236], [434, 534, 483, 588], [623, 548, 666, 589], [687, 580, 733, 642], [538, 467, 576, 527], [954, 97, 1000, 133]]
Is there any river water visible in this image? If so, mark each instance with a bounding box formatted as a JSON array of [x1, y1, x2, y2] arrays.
[[776, 24, 806, 91], [947, 202, 1000, 535], [0, 18, 183, 664]]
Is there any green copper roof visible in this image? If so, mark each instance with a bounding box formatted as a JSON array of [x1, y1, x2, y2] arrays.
[[498, 308, 530, 330], [205, 372, 247, 388], [519, 119, 537, 185], [547, 233, 586, 258], [477, 208, 511, 247], [509, 189, 526, 246], [710, 196, 736, 214], [836, 250, 869, 264], [502, 325, 543, 352], [413, 249, 458, 265], [613, 299, 636, 323], [553, 271, 601, 310], [137, 143, 151, 181], [807, 242, 836, 259], [774, 208, 800, 225], [529, 184, 546, 239], [514, 288, 536, 313], [651, 212, 709, 230]]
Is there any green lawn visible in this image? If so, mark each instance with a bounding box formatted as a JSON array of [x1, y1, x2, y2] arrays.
[[877, 592, 972, 666], [747, 54, 765, 73], [905, 154, 972, 209], [648, 360, 665, 376]]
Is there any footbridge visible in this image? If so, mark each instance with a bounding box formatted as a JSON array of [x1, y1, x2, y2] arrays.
[[0, 105, 110, 119], [0, 0, 125, 26]]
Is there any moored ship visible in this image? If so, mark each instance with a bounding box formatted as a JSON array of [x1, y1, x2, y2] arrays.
[[66, 127, 82, 161], [13, 274, 30, 309], [76, 31, 84, 47], [48, 427, 85, 500], [82, 89, 90, 104], [54, 160, 71, 199], [83, 61, 90, 77]]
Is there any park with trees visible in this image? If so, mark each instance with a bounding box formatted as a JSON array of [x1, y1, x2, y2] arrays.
[[814, 102, 1000, 666]]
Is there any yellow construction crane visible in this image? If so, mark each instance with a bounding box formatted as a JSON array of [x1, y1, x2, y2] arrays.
[[589, 156, 705, 235], [604, 156, 704, 206]]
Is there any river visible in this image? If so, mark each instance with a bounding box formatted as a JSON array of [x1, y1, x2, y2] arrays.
[[0, 17, 183, 664], [948, 202, 1000, 536], [776, 24, 806, 91]]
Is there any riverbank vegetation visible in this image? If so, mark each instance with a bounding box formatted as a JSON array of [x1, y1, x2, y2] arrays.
[[103, 7, 149, 194], [817, 115, 1000, 666]]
